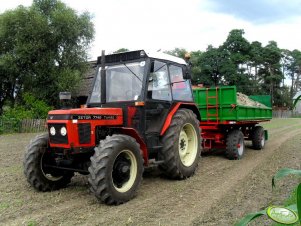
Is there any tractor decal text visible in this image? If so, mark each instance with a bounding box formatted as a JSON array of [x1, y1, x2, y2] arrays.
[[72, 115, 117, 120]]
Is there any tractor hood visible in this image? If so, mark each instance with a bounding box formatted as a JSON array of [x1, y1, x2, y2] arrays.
[[47, 108, 124, 149], [47, 108, 123, 123]]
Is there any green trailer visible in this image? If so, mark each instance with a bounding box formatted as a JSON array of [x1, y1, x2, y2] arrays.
[[193, 86, 272, 160], [193, 86, 272, 122]]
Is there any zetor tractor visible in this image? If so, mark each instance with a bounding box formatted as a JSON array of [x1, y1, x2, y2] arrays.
[[23, 50, 201, 205]]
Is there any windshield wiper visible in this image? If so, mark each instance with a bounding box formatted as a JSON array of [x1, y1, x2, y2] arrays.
[[124, 63, 142, 82]]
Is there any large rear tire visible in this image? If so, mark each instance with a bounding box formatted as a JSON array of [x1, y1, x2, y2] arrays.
[[251, 126, 265, 150], [159, 109, 201, 179], [88, 134, 143, 205], [23, 133, 74, 191], [225, 130, 245, 160]]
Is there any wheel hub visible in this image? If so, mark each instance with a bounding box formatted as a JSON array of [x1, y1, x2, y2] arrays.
[[180, 139, 187, 151], [40, 152, 63, 181], [113, 159, 131, 188]]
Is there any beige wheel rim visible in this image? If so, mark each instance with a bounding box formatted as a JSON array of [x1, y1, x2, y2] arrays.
[[261, 134, 265, 147], [112, 150, 138, 193], [237, 138, 244, 156], [178, 123, 198, 167]]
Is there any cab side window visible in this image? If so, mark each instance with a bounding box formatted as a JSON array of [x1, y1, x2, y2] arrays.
[[169, 65, 193, 101], [147, 61, 171, 101]]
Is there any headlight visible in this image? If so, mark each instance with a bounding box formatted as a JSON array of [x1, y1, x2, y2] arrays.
[[60, 126, 67, 136], [50, 126, 56, 136]]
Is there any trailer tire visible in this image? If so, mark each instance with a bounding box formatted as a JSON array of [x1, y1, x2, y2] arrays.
[[23, 133, 74, 191], [225, 130, 245, 160], [252, 126, 265, 150], [159, 109, 201, 179], [88, 135, 143, 205]]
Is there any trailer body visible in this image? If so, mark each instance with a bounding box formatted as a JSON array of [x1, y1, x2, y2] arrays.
[[193, 86, 271, 153]]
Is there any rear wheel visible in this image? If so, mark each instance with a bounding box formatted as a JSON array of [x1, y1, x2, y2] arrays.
[[252, 126, 265, 150], [225, 130, 245, 160], [23, 134, 74, 191], [159, 109, 201, 179], [88, 134, 143, 205]]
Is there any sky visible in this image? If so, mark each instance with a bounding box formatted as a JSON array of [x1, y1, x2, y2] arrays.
[[1, 0, 301, 60]]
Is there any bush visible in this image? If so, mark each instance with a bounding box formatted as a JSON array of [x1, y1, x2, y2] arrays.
[[0, 93, 52, 134]]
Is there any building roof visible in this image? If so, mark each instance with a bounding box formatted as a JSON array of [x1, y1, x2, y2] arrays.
[[75, 61, 97, 97]]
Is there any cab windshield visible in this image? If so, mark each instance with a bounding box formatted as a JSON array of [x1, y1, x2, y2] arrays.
[[89, 61, 145, 103]]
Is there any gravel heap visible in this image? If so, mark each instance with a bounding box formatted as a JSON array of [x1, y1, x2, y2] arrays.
[[237, 92, 267, 108]]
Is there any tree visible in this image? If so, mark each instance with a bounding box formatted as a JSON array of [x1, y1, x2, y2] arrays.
[[282, 49, 301, 99], [189, 50, 203, 84], [222, 29, 250, 66], [259, 41, 283, 105], [220, 29, 253, 94], [164, 48, 187, 59], [196, 45, 232, 86], [113, 48, 129, 53], [0, 0, 94, 113]]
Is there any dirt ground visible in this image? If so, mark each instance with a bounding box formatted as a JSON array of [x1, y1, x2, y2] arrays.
[[0, 119, 301, 226]]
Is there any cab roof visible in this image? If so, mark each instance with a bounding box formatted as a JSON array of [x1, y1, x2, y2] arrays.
[[146, 51, 187, 65], [96, 50, 187, 65]]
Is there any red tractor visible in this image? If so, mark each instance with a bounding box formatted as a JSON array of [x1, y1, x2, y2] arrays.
[[23, 50, 201, 205]]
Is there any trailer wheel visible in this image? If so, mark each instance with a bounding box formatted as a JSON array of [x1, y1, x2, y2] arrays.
[[88, 135, 143, 205], [252, 126, 265, 150], [159, 109, 201, 179], [225, 130, 245, 160], [23, 133, 74, 191]]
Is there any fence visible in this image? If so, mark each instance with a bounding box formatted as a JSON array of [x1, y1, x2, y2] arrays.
[[0, 118, 47, 134], [272, 110, 301, 118]]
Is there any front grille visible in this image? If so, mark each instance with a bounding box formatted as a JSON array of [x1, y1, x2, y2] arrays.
[[48, 123, 68, 144], [78, 123, 91, 144]]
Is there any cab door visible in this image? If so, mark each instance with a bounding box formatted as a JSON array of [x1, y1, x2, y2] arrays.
[[145, 60, 172, 134]]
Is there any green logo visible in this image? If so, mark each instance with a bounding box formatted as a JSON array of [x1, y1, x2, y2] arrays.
[[267, 206, 298, 224]]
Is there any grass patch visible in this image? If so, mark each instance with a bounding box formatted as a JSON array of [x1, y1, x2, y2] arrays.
[[0, 202, 10, 210], [261, 118, 300, 130], [27, 220, 38, 226]]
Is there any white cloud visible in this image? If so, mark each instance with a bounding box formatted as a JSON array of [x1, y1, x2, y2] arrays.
[[1, 0, 301, 60], [0, 0, 31, 12]]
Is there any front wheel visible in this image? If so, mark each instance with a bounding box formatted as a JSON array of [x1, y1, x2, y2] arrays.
[[23, 134, 74, 191], [88, 134, 143, 205], [159, 109, 201, 179]]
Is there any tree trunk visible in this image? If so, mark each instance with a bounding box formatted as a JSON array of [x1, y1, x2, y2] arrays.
[[291, 73, 295, 99]]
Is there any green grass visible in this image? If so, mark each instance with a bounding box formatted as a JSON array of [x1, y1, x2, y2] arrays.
[[0, 202, 10, 210], [27, 220, 38, 226], [261, 118, 300, 130]]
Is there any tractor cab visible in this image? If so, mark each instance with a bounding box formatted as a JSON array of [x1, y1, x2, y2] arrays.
[[88, 50, 193, 105], [86, 50, 197, 147]]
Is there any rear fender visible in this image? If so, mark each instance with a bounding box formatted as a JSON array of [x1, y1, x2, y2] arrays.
[[160, 103, 201, 136]]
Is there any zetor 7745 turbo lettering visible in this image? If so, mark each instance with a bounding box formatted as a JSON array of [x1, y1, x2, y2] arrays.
[[23, 50, 201, 205]]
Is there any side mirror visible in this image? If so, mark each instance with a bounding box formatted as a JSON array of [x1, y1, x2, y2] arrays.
[[59, 92, 71, 100], [183, 66, 192, 80]]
